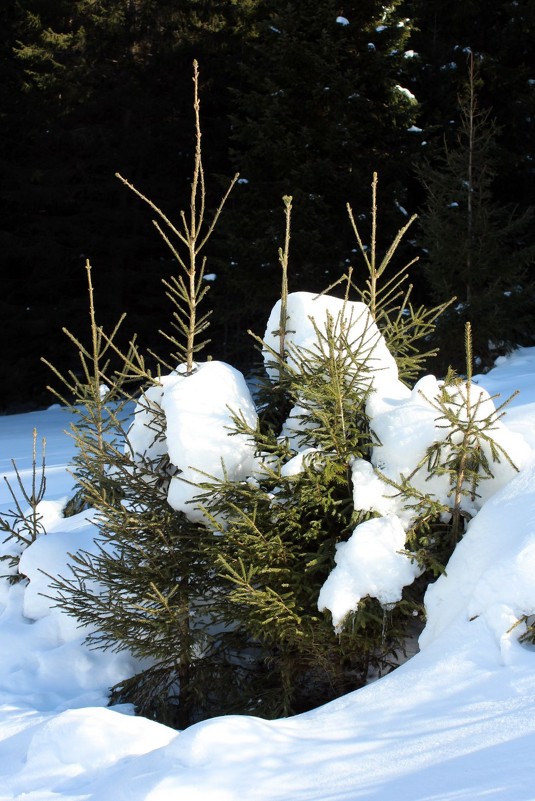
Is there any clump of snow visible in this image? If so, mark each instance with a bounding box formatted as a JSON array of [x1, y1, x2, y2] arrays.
[[21, 707, 174, 780], [163, 361, 257, 517], [395, 84, 417, 102], [318, 515, 421, 630], [127, 381, 168, 463], [263, 292, 405, 452], [370, 373, 531, 519], [319, 346, 532, 627], [280, 448, 321, 478], [421, 459, 535, 659], [127, 361, 258, 520], [1, 504, 138, 710], [351, 458, 399, 517], [474, 346, 535, 449], [18, 513, 98, 638], [263, 292, 399, 388]]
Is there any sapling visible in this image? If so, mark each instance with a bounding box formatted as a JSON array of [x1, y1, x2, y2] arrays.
[[116, 60, 239, 376], [198, 177, 450, 715], [0, 428, 46, 582], [346, 172, 453, 383], [47, 62, 242, 727], [408, 322, 519, 553]]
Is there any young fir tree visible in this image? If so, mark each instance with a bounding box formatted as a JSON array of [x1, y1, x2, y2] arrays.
[[47, 64, 242, 728], [416, 56, 535, 371], [200, 322, 408, 717], [0, 429, 47, 583], [197, 181, 448, 717], [346, 173, 451, 385], [373, 322, 520, 582]]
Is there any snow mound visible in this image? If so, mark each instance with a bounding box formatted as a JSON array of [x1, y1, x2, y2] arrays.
[[421, 457, 535, 661]]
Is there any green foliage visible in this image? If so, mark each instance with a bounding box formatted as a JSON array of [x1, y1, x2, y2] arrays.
[[44, 260, 242, 726], [197, 183, 447, 716], [201, 455, 408, 716], [417, 325, 518, 544], [382, 323, 519, 576], [32, 53, 521, 726], [49, 430, 239, 727], [45, 68, 241, 726], [43, 260, 135, 515]]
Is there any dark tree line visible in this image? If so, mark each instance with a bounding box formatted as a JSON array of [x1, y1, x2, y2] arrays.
[[1, 0, 534, 411]]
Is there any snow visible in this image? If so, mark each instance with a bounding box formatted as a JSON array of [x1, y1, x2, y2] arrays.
[[264, 292, 400, 390], [318, 514, 421, 629], [368, 373, 531, 517], [263, 292, 407, 453], [1, 328, 535, 798], [317, 355, 532, 627], [395, 84, 417, 102], [127, 361, 257, 520], [421, 460, 535, 656]]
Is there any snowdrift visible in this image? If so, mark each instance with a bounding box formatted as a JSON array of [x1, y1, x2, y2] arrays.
[[1, 347, 534, 800]]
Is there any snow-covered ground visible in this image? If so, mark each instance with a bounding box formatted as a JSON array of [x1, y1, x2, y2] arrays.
[[1, 346, 535, 801]]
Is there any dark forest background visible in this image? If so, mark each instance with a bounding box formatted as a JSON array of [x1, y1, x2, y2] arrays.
[[1, 0, 534, 412]]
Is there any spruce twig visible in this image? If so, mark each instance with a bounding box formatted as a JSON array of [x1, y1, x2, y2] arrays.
[[116, 61, 238, 375], [0, 428, 47, 582], [346, 173, 453, 382]]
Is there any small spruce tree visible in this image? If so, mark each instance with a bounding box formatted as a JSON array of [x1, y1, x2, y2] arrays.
[[0, 428, 47, 583], [197, 180, 448, 716], [374, 322, 520, 581], [47, 63, 242, 727]]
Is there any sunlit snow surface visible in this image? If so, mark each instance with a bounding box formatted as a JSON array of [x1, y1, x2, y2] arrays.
[[0, 348, 535, 800]]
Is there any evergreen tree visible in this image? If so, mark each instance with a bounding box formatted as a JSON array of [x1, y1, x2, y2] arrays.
[[198, 184, 445, 717], [47, 68, 243, 726], [200, 315, 409, 716], [0, 429, 47, 583], [1, 0, 247, 409], [407, 0, 535, 209], [220, 0, 420, 359], [416, 58, 535, 370]]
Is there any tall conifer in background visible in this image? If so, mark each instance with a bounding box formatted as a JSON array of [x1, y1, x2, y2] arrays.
[[416, 57, 535, 369], [407, 0, 535, 209], [220, 0, 420, 355]]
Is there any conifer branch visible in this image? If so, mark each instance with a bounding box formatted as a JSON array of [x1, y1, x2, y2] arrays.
[[115, 61, 237, 374]]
